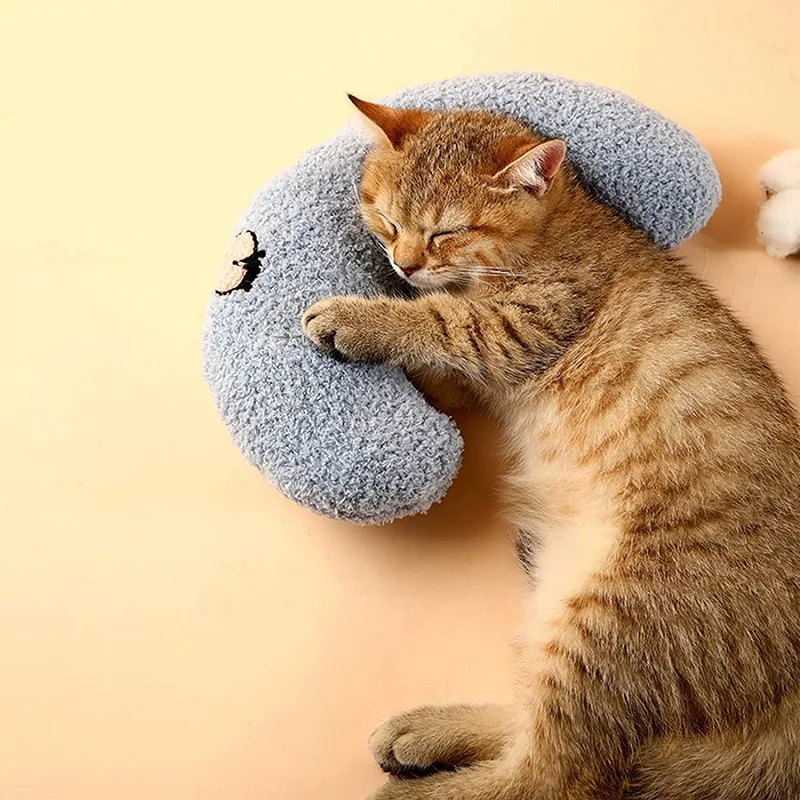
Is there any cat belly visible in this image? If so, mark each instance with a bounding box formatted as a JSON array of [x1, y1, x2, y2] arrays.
[[502, 395, 620, 658], [522, 512, 618, 656]]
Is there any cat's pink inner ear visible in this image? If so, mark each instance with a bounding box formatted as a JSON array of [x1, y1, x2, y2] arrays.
[[493, 139, 567, 194], [347, 94, 432, 148]]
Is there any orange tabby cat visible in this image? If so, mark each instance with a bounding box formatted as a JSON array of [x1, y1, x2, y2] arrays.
[[302, 97, 800, 800]]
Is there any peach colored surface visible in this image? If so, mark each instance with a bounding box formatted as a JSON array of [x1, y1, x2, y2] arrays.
[[2, 1, 799, 798]]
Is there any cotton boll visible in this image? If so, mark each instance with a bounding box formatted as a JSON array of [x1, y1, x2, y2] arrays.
[[758, 149, 800, 194], [757, 189, 800, 258]]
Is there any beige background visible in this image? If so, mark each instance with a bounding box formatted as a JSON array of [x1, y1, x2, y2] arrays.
[[2, 1, 799, 798]]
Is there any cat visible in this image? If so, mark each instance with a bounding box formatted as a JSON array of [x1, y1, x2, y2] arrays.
[[302, 96, 800, 800]]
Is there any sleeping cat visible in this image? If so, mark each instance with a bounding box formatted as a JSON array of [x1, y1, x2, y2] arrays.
[[302, 96, 800, 800]]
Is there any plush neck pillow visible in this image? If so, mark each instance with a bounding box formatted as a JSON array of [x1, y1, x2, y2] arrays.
[[202, 73, 721, 525]]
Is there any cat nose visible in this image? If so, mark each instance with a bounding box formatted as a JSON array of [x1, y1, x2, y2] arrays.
[[392, 243, 425, 277], [393, 254, 423, 276], [397, 262, 422, 276]]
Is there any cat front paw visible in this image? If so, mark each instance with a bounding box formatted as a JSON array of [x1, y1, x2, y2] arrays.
[[301, 296, 383, 362], [369, 704, 513, 778]]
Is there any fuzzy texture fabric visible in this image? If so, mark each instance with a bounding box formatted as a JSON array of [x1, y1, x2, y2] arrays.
[[201, 72, 721, 525]]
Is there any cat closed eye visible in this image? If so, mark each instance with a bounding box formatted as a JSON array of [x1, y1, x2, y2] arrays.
[[375, 211, 398, 237], [430, 227, 471, 244]]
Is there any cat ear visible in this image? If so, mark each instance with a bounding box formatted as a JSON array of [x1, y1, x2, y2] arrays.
[[347, 94, 432, 149], [491, 138, 567, 195]]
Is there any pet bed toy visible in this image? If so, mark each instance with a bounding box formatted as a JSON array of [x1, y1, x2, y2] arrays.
[[202, 72, 721, 525]]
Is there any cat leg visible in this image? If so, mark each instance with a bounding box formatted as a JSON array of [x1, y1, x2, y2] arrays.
[[404, 367, 475, 413], [626, 692, 800, 800], [363, 690, 627, 800], [364, 569, 769, 800], [302, 284, 584, 386], [369, 704, 515, 777], [365, 756, 531, 800]]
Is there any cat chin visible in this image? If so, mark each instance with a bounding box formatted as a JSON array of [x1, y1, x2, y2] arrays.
[[411, 272, 468, 291]]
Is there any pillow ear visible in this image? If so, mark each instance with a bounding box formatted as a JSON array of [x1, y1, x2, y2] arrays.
[[347, 94, 432, 149], [491, 138, 567, 195]]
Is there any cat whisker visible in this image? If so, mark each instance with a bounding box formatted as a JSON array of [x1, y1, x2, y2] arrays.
[[457, 264, 522, 274], [455, 267, 523, 282], [364, 228, 390, 256], [470, 265, 526, 277]]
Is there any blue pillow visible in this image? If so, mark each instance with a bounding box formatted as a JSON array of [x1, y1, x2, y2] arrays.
[[201, 72, 721, 525]]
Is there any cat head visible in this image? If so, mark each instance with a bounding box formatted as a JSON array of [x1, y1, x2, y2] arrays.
[[350, 95, 568, 290]]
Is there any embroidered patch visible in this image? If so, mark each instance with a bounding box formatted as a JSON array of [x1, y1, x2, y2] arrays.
[[215, 230, 264, 295]]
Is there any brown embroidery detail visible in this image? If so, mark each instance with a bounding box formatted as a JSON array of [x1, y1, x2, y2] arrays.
[[215, 230, 264, 295]]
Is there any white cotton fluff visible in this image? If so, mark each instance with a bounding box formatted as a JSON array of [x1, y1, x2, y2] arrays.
[[757, 150, 800, 259]]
